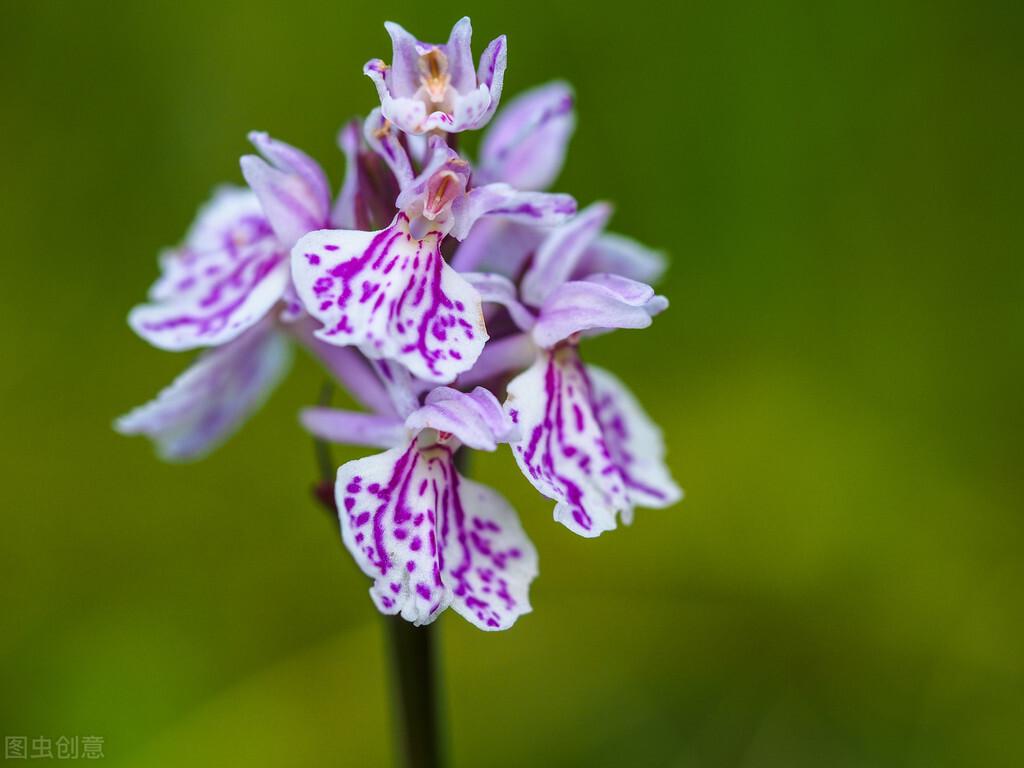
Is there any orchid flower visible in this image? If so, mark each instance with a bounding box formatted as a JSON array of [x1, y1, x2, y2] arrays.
[[303, 385, 538, 630], [462, 207, 683, 537], [119, 133, 341, 458], [503, 278, 682, 537], [290, 120, 575, 383], [128, 133, 330, 350], [120, 16, 685, 644], [364, 17, 506, 135]]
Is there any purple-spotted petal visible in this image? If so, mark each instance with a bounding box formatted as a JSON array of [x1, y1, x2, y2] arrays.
[[478, 81, 575, 191], [504, 347, 628, 537], [532, 274, 668, 348], [116, 321, 290, 461], [587, 365, 683, 518], [405, 386, 517, 450], [241, 133, 329, 248], [149, 187, 267, 302], [337, 442, 537, 629], [449, 183, 576, 241], [520, 202, 611, 306], [290, 213, 487, 382], [578, 232, 667, 285], [448, 476, 537, 630], [130, 190, 288, 351], [300, 408, 405, 449]]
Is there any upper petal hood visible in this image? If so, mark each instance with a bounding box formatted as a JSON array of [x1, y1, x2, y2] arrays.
[[364, 18, 507, 134]]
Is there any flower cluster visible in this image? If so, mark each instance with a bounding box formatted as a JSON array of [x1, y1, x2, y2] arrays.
[[118, 18, 682, 631]]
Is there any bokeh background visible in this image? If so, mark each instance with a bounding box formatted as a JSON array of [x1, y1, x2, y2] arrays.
[[2, 1, 1021, 765]]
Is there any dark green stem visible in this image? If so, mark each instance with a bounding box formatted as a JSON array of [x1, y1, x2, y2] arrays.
[[386, 617, 443, 768]]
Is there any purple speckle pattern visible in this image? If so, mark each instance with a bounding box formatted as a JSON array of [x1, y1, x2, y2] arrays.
[[337, 442, 538, 629], [130, 187, 289, 351], [504, 347, 681, 537], [290, 213, 487, 382], [116, 319, 291, 461], [587, 364, 684, 520]]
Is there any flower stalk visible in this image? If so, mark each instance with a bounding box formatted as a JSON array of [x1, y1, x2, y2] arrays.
[[386, 618, 443, 768]]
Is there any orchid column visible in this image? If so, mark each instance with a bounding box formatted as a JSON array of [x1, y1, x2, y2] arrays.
[[119, 16, 681, 768]]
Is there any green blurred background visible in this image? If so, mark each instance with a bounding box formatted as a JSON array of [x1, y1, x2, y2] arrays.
[[2, 0, 1021, 765]]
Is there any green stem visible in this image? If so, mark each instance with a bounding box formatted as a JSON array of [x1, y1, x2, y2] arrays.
[[386, 617, 443, 768]]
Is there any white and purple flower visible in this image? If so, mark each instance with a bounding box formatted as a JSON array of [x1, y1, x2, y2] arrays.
[[119, 16, 683, 630], [364, 17, 506, 135], [304, 386, 537, 629], [503, 274, 683, 537]]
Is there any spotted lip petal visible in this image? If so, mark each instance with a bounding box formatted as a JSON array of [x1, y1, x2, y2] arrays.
[[116, 320, 291, 461], [586, 365, 683, 520], [290, 213, 487, 383], [477, 81, 575, 191], [130, 188, 289, 351], [504, 348, 681, 536], [337, 441, 538, 629], [364, 18, 506, 134], [505, 347, 627, 537]]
